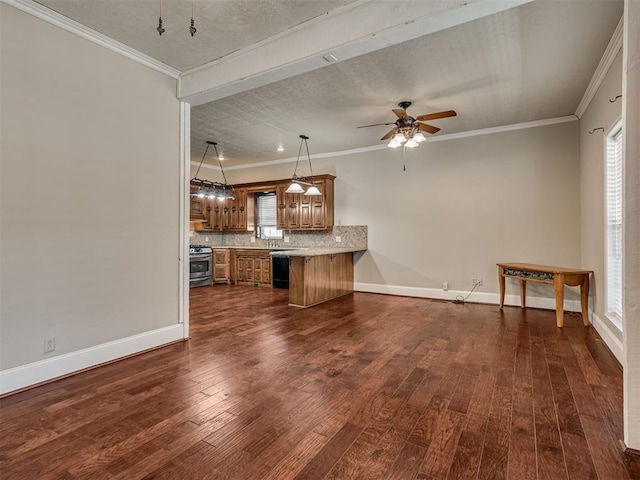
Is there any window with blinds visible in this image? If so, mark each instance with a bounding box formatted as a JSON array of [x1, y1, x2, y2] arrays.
[[256, 193, 283, 239], [606, 122, 623, 322]]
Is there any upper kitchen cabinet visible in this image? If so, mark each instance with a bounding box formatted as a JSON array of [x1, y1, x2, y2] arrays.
[[228, 188, 248, 231], [276, 174, 334, 230], [193, 187, 248, 232], [190, 188, 215, 231]]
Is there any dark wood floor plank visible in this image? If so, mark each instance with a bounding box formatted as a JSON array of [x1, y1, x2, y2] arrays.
[[291, 421, 363, 480], [581, 414, 631, 480], [386, 441, 427, 480], [0, 287, 634, 479]]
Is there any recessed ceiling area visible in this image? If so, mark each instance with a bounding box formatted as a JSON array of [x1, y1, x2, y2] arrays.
[[190, 0, 622, 167]]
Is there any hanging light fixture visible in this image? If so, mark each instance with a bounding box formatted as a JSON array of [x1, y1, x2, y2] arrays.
[[155, 0, 198, 37], [157, 0, 165, 35], [190, 141, 235, 201], [189, 0, 197, 36], [286, 135, 322, 196]]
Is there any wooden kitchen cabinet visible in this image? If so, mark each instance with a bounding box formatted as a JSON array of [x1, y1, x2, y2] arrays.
[[228, 188, 247, 231], [289, 252, 354, 307], [212, 249, 231, 284], [276, 174, 334, 230], [235, 249, 272, 287], [190, 197, 215, 231], [190, 196, 207, 220], [199, 187, 248, 232]]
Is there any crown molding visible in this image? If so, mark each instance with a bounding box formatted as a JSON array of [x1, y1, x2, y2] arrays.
[[214, 115, 578, 171], [575, 16, 623, 119], [1, 0, 180, 79]]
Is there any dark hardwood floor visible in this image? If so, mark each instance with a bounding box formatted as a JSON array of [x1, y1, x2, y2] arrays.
[[1, 286, 639, 479]]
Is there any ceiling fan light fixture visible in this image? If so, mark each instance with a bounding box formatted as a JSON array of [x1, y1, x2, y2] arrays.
[[393, 133, 407, 143], [388, 139, 402, 148], [413, 131, 426, 143], [405, 138, 419, 148]]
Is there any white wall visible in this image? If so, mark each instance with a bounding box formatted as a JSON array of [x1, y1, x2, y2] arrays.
[[0, 5, 182, 384], [217, 121, 582, 306], [622, 0, 640, 452], [580, 50, 623, 344]]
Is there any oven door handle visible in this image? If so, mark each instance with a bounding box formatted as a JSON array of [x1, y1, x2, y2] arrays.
[[190, 254, 212, 261]]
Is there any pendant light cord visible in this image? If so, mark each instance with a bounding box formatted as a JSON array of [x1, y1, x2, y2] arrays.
[[212, 143, 230, 186], [304, 137, 315, 182], [193, 142, 211, 180], [292, 138, 303, 178]]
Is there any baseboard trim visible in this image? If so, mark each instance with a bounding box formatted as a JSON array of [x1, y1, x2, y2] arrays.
[[590, 311, 624, 366], [625, 445, 640, 458], [0, 324, 185, 396], [353, 282, 582, 311]]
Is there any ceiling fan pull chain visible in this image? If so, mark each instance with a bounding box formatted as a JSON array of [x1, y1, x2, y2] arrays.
[[403, 146, 407, 171]]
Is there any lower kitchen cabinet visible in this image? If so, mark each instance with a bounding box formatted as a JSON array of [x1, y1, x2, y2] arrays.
[[235, 250, 272, 287], [212, 249, 231, 284], [289, 252, 354, 307]]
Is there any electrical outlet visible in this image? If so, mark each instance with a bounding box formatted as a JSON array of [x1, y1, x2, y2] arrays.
[[284, 236, 290, 243], [472, 278, 483, 286], [335, 236, 342, 243], [443, 282, 449, 291], [44, 337, 55, 353], [250, 236, 256, 243], [205, 236, 209, 242]]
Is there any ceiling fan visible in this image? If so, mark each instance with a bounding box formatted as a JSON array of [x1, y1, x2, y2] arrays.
[[358, 101, 457, 147]]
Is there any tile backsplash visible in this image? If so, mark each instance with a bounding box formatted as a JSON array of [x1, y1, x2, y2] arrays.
[[190, 225, 367, 250]]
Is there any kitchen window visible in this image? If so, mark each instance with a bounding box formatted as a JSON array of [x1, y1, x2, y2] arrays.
[[256, 193, 283, 239], [606, 121, 623, 325]]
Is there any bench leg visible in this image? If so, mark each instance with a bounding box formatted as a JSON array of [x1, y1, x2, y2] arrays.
[[520, 280, 526, 308], [499, 268, 505, 309], [554, 274, 565, 327], [580, 275, 590, 326]]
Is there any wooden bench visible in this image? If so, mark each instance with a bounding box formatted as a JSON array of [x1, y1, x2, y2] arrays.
[[497, 263, 592, 327]]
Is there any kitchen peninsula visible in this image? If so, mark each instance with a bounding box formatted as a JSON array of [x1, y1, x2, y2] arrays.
[[271, 248, 365, 307]]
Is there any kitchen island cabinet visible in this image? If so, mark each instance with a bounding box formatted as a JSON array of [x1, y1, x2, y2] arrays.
[[275, 248, 362, 307]]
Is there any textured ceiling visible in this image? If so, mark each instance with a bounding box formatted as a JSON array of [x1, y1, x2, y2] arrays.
[[34, 0, 358, 71], [33, 0, 623, 169], [191, 0, 622, 167]]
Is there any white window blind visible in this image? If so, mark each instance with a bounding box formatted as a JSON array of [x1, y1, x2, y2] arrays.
[[256, 194, 282, 239], [606, 124, 623, 320]]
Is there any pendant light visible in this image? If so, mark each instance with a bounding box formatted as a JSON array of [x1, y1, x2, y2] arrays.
[[286, 135, 322, 196], [190, 141, 235, 201]]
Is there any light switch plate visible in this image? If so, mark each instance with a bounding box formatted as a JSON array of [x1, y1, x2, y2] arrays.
[[284, 236, 290, 243], [335, 236, 342, 242], [250, 236, 256, 243]]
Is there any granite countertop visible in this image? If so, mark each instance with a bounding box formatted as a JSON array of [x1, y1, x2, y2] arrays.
[[270, 247, 366, 257], [206, 246, 303, 251]]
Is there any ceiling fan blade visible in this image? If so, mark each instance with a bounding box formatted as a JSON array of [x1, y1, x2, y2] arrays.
[[380, 127, 398, 141], [357, 122, 395, 128], [415, 110, 457, 121], [417, 122, 440, 134], [392, 108, 408, 119]]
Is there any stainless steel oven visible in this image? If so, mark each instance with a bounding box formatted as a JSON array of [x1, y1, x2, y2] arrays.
[[189, 245, 213, 288]]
